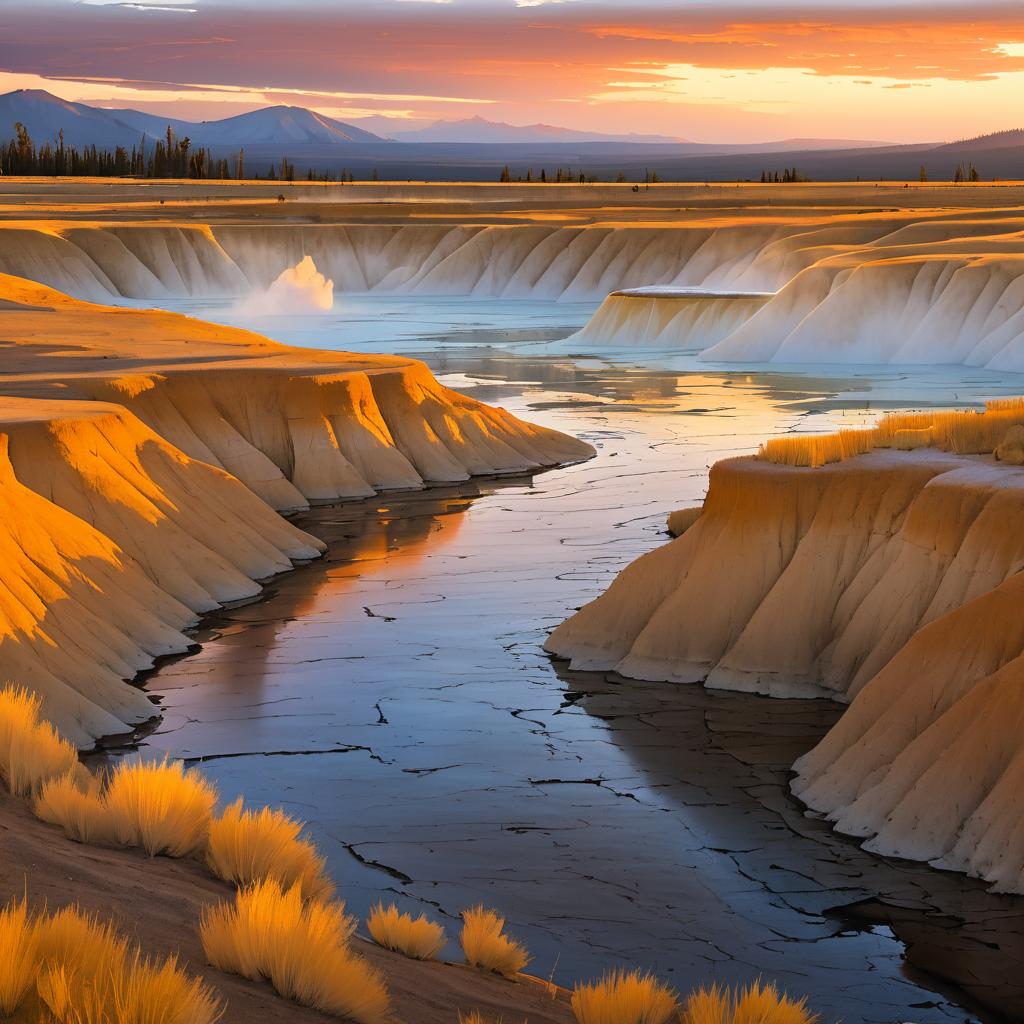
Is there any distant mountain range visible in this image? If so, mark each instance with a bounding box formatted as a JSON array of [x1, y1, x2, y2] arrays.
[[1, 88, 895, 154], [1, 88, 1020, 182], [0, 90, 385, 149], [387, 116, 685, 145]]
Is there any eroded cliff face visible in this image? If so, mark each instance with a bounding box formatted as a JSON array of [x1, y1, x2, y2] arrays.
[[8, 210, 1024, 368], [0, 275, 592, 744], [0, 400, 325, 746], [546, 450, 1024, 892], [0, 213, 979, 304], [564, 288, 772, 350]]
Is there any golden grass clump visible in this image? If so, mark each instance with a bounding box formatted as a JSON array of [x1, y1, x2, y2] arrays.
[[0, 896, 40, 1015], [38, 951, 223, 1024], [679, 980, 818, 1024], [206, 797, 334, 899], [0, 687, 79, 798], [758, 396, 1024, 469], [366, 902, 446, 961], [460, 906, 530, 978], [200, 878, 389, 1024], [34, 773, 113, 846], [571, 968, 677, 1024], [0, 899, 221, 1023], [102, 757, 217, 857], [34, 757, 217, 857]]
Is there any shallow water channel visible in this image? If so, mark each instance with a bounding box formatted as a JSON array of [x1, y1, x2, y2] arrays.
[[111, 297, 1024, 1023]]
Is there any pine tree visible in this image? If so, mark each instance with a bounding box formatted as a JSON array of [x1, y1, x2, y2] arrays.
[[499, 165, 511, 183]]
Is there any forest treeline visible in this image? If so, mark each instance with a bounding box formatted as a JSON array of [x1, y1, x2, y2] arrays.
[[0, 122, 345, 180]]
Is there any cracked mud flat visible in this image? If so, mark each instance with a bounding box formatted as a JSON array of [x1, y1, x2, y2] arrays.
[[108, 335, 1024, 1024]]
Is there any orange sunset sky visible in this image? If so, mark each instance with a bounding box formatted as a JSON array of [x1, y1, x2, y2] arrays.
[[3, 0, 1024, 142]]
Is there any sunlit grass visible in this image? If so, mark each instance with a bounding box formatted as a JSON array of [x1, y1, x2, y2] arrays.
[[366, 902, 446, 961], [206, 797, 333, 899], [758, 397, 1024, 467], [34, 772, 113, 846], [571, 968, 677, 1024], [0, 898, 221, 1023], [0, 687, 79, 798], [200, 878, 389, 1024], [460, 905, 530, 978], [0, 896, 40, 1015], [103, 757, 218, 857], [680, 980, 818, 1024], [35, 757, 217, 857]]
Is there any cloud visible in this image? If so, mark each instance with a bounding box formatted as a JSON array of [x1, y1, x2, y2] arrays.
[[80, 0, 197, 10], [3, 1, 1024, 141]]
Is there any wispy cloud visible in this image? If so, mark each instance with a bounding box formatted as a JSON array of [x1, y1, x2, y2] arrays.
[[79, 0, 197, 10]]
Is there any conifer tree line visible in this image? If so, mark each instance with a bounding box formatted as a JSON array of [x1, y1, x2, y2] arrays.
[[498, 165, 642, 183], [0, 122, 354, 181], [759, 167, 808, 183], [953, 162, 982, 183]]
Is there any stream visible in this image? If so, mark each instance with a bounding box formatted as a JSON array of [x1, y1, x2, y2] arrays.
[[108, 296, 1024, 1023]]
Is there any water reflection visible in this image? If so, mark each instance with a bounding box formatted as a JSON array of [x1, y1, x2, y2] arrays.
[[121, 354, 1024, 1024], [551, 660, 1024, 1024]]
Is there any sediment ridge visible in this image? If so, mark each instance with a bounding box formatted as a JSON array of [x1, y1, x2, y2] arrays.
[[546, 448, 1024, 893], [0, 273, 592, 744]]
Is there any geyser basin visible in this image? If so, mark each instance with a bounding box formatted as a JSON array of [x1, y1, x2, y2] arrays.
[[123, 347, 1024, 1024], [0, 273, 591, 743], [6, 181, 1024, 1024], [5, 179, 1024, 368]]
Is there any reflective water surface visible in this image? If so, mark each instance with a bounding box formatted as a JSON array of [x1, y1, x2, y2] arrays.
[[113, 300, 1024, 1024]]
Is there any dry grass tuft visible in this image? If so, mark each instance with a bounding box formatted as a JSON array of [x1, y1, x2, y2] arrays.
[[0, 896, 40, 1015], [206, 797, 333, 899], [34, 772, 113, 846], [32, 753, 216, 856], [758, 396, 1024, 468], [460, 906, 530, 978], [571, 968, 677, 1024], [200, 878, 389, 1024], [678, 983, 731, 1024], [458, 1013, 516, 1024], [679, 980, 818, 1024], [0, 899, 221, 1023], [366, 903, 446, 961], [0, 687, 79, 798], [102, 757, 218, 857], [35, 757, 217, 857]]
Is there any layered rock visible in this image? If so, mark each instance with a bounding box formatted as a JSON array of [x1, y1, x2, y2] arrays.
[[563, 288, 771, 350], [546, 449, 1024, 892], [0, 274, 592, 743]]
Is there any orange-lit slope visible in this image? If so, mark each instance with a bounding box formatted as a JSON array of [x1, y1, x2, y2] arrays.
[[0, 275, 592, 743], [0, 399, 323, 746], [546, 449, 1024, 891]]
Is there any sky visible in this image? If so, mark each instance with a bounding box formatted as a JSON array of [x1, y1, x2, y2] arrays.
[[2, 0, 1024, 142]]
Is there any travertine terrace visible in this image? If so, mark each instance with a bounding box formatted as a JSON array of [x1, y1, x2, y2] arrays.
[[5, 180, 1024, 1022], [5, 179, 1024, 367], [0, 215, 592, 743], [547, 437, 1024, 895]]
